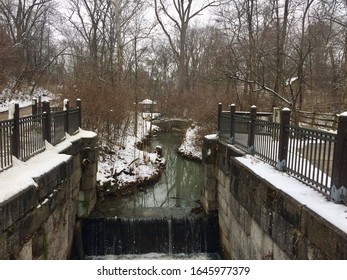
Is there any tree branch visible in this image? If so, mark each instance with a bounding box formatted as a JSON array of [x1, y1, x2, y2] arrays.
[[229, 75, 292, 105]]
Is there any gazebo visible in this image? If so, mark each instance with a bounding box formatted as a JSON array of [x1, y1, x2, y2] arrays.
[[139, 99, 157, 113]]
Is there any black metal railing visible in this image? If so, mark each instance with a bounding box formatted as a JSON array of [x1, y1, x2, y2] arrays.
[[286, 126, 336, 194], [51, 110, 67, 145], [233, 114, 250, 150], [217, 103, 346, 204], [253, 119, 281, 167], [219, 111, 231, 141], [0, 99, 82, 172], [0, 119, 13, 171], [68, 108, 80, 135], [18, 114, 46, 161]]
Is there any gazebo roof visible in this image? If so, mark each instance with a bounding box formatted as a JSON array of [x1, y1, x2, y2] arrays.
[[139, 99, 156, 105]]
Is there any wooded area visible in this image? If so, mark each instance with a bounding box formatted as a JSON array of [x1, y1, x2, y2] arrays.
[[0, 0, 346, 145]]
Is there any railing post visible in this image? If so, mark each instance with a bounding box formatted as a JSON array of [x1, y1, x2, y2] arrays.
[[276, 108, 291, 171], [247, 105, 257, 154], [272, 107, 280, 140], [272, 107, 280, 123], [64, 99, 69, 134], [11, 103, 20, 159], [77, 98, 82, 128], [331, 112, 347, 204], [38, 96, 42, 112], [217, 103, 222, 133], [43, 101, 51, 143], [32, 98, 37, 115], [230, 104, 236, 144]]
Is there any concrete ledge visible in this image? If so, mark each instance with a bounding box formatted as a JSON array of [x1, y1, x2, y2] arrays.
[[0, 129, 98, 259], [33, 158, 73, 200], [227, 155, 347, 259], [0, 185, 37, 232], [302, 206, 347, 259]]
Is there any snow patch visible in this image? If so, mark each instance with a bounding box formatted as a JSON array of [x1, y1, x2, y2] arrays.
[[178, 124, 202, 161]]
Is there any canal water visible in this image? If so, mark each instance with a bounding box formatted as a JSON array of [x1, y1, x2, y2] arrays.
[[95, 131, 203, 215], [81, 131, 220, 259]]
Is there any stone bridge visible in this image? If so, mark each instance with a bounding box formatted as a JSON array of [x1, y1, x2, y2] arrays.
[[152, 118, 193, 132]]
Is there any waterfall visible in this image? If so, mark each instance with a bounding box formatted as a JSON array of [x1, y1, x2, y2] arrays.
[[80, 213, 219, 258]]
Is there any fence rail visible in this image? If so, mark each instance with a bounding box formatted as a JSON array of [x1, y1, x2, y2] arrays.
[[0, 119, 13, 171], [18, 113, 46, 161], [297, 110, 338, 131], [217, 103, 347, 204], [0, 99, 82, 172]]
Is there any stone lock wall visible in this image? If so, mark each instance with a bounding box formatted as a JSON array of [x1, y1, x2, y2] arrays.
[[201, 136, 347, 260], [0, 132, 98, 260]]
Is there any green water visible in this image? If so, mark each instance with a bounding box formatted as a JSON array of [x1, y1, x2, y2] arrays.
[[94, 131, 203, 217]]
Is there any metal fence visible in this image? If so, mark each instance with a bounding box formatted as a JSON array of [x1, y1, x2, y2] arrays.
[[234, 115, 250, 151], [0, 120, 13, 171], [286, 126, 336, 194], [253, 119, 281, 167], [0, 99, 82, 172], [18, 114, 46, 161], [68, 108, 80, 135], [51, 110, 67, 145], [217, 103, 346, 204]]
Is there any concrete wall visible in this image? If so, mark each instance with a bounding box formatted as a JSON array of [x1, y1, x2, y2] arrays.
[[0, 132, 98, 260], [201, 136, 347, 260]]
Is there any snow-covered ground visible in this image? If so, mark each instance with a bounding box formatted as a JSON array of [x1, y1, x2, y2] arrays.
[[177, 124, 203, 161], [0, 81, 55, 112], [97, 116, 204, 195], [97, 113, 166, 194]]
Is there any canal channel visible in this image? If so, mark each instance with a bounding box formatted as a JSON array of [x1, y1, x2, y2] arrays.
[[80, 131, 220, 259]]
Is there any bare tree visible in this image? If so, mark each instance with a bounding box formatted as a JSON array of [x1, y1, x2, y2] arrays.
[[66, 0, 112, 81], [319, 0, 347, 110], [154, 0, 220, 96], [0, 0, 56, 91], [111, 0, 144, 81], [0, 25, 16, 85], [273, 0, 290, 107]]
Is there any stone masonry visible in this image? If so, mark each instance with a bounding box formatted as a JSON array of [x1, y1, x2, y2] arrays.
[[0, 131, 98, 259], [202, 135, 347, 260]]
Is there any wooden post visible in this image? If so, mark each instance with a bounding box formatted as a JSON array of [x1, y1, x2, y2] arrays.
[[217, 103, 222, 133], [32, 98, 38, 115], [43, 101, 51, 143], [77, 98, 82, 128], [11, 103, 20, 159], [230, 104, 236, 144], [64, 99, 70, 134], [272, 107, 280, 141], [331, 112, 347, 204], [272, 107, 280, 123], [276, 108, 291, 171], [247, 105, 257, 154]]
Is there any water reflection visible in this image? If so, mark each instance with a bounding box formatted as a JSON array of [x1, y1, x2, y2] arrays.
[[94, 132, 203, 217]]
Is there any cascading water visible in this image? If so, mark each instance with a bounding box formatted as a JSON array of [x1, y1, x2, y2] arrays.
[[78, 131, 220, 259], [81, 214, 219, 257]]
